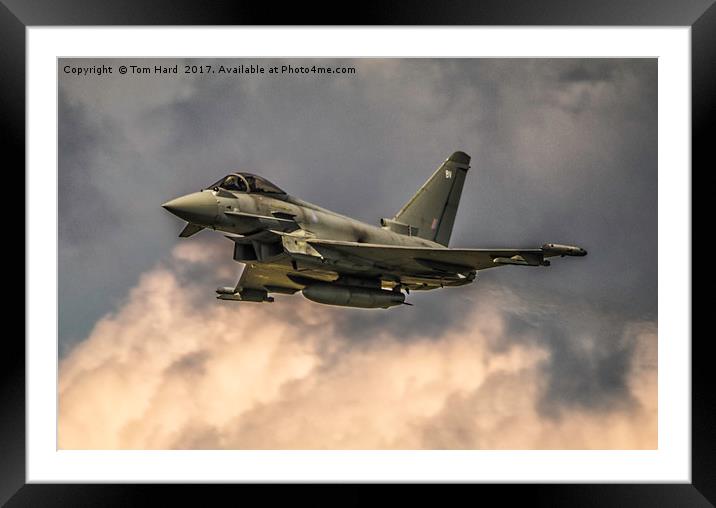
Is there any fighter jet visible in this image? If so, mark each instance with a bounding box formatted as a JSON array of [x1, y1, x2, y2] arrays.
[[162, 151, 587, 309]]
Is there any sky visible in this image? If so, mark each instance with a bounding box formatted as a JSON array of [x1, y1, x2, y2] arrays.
[[58, 58, 657, 449]]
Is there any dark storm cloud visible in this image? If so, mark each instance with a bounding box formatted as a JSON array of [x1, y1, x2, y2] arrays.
[[58, 250, 656, 449], [58, 58, 657, 418], [499, 299, 642, 416], [59, 90, 128, 352], [58, 91, 121, 245]]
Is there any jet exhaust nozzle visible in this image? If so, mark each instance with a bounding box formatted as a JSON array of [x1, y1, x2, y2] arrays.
[[302, 283, 405, 309]]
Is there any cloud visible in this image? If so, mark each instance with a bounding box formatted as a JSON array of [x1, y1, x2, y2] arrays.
[[58, 58, 657, 348], [57, 58, 657, 449], [58, 246, 656, 449]]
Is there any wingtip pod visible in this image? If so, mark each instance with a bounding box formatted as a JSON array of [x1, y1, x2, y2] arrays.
[[542, 243, 588, 257]]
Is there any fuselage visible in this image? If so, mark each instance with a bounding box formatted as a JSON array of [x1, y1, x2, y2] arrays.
[[218, 191, 445, 249], [162, 185, 464, 289]]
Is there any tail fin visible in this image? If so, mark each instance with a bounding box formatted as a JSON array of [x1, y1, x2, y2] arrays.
[[392, 151, 470, 246]]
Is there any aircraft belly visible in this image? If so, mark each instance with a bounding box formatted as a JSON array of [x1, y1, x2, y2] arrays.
[[238, 260, 334, 293], [235, 236, 470, 296]]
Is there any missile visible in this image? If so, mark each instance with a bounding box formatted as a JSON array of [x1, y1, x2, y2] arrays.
[[217, 294, 242, 301], [216, 286, 237, 295], [493, 256, 538, 266], [492, 252, 547, 267], [216, 287, 274, 302]]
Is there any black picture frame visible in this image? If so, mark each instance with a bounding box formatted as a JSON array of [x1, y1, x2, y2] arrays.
[[3, 1, 710, 504]]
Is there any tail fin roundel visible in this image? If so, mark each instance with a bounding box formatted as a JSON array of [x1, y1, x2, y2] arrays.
[[392, 151, 470, 246]]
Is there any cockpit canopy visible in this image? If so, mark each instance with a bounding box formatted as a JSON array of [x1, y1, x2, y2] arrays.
[[207, 173, 286, 195]]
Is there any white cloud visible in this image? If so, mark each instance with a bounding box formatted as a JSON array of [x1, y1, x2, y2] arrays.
[[59, 246, 656, 449]]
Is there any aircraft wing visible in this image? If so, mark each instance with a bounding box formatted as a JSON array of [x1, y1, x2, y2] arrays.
[[307, 239, 585, 273]]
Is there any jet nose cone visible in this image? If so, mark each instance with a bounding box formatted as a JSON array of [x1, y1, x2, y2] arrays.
[[162, 191, 218, 225], [162, 196, 188, 212]]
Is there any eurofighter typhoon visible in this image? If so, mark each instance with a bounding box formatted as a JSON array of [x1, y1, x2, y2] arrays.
[[162, 152, 587, 309]]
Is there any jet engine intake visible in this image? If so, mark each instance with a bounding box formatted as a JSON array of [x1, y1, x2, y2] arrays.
[[253, 241, 284, 261], [233, 242, 258, 262]]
